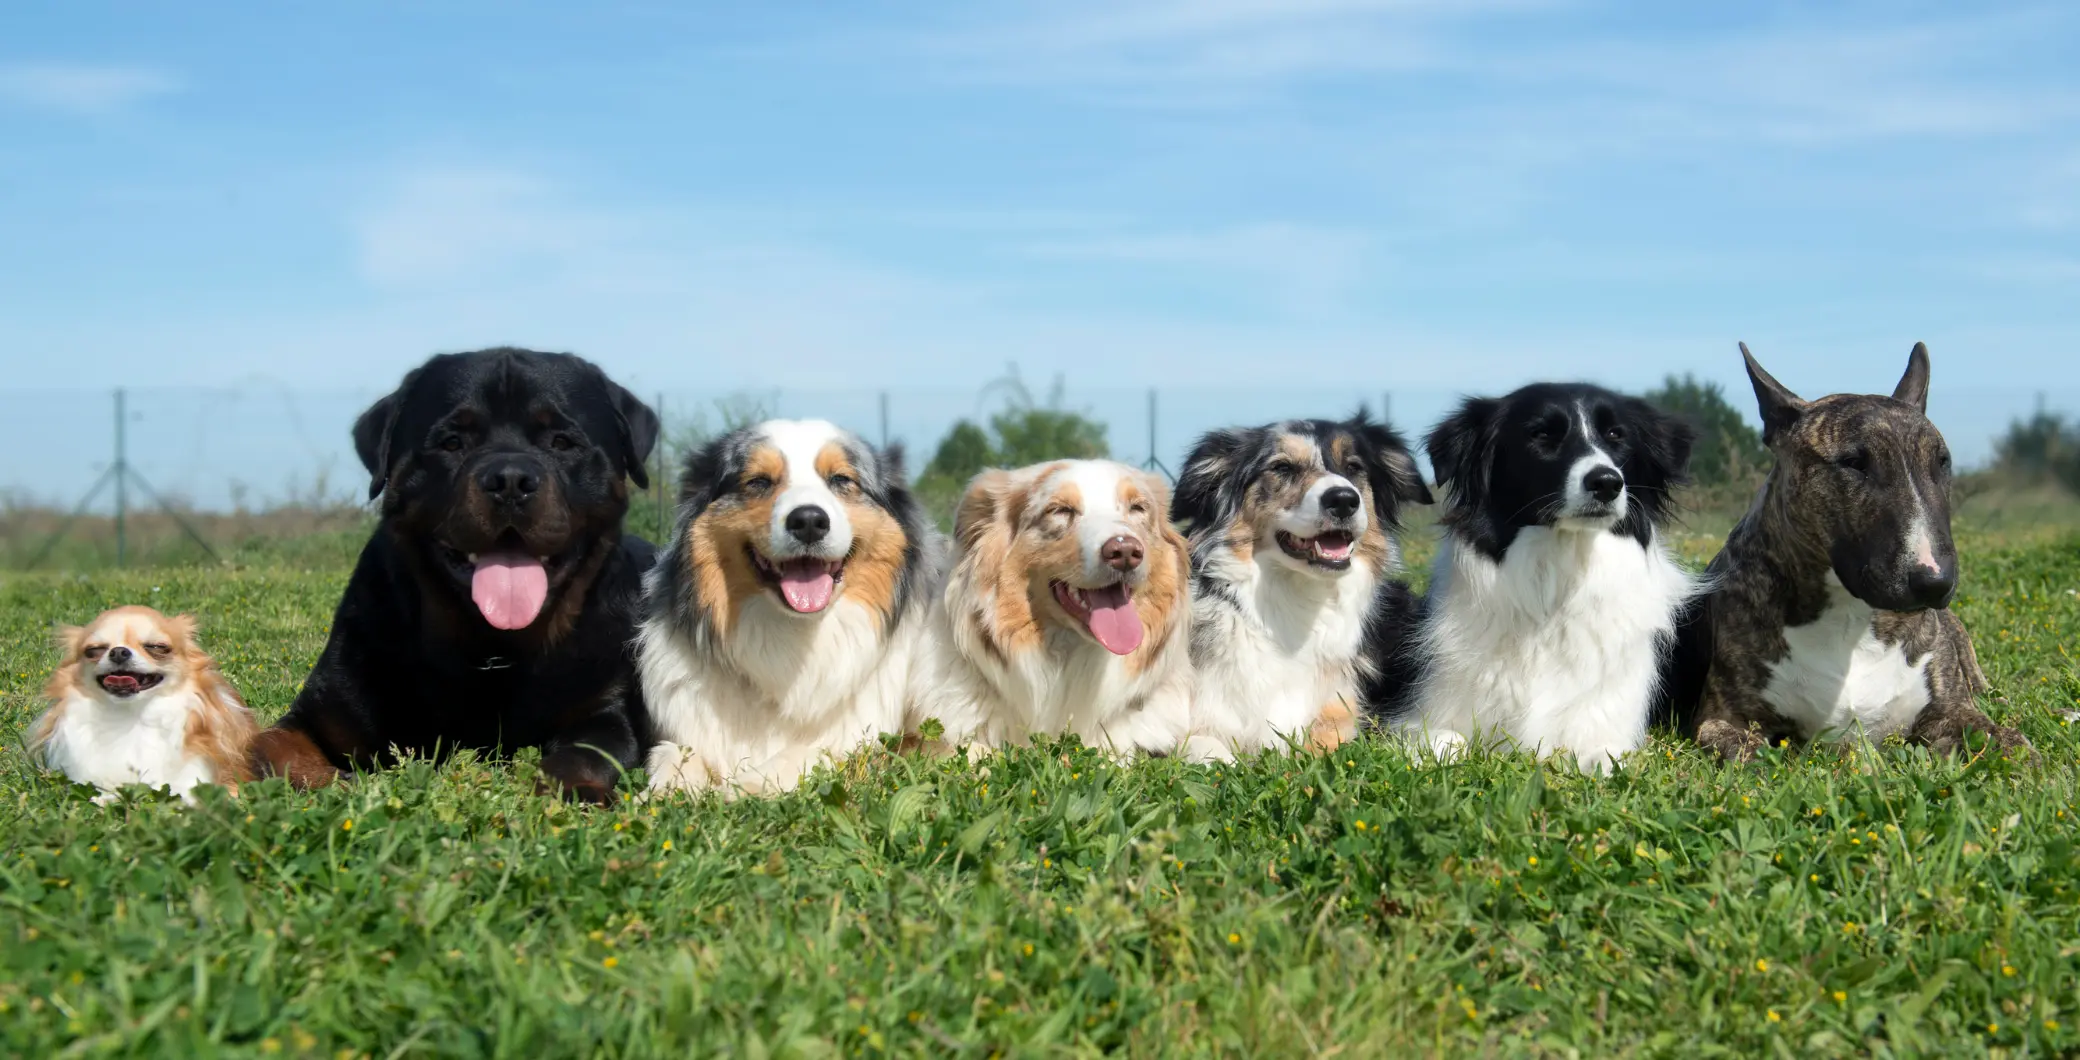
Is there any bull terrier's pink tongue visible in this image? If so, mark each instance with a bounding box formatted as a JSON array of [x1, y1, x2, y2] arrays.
[[778, 560, 836, 613], [1083, 583, 1143, 655], [471, 552, 548, 630]]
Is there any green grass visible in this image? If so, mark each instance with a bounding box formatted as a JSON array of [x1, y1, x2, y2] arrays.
[[3, 532, 2079, 1058]]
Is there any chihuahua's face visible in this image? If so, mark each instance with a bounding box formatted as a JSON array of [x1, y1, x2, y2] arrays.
[[66, 606, 200, 701]]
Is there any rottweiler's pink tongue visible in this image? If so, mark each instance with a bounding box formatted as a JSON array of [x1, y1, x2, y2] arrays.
[[778, 559, 836, 613], [1083, 583, 1143, 656], [471, 552, 548, 630]]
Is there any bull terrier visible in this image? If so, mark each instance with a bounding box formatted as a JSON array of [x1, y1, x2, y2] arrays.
[[1681, 342, 2029, 761]]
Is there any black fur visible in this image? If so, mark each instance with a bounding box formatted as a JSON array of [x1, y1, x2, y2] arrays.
[[254, 348, 658, 804], [1425, 383, 1694, 562]]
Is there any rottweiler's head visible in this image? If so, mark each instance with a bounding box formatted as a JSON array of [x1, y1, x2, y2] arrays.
[[354, 348, 658, 635]]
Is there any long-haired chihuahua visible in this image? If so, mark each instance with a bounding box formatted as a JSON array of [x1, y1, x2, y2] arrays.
[[30, 606, 256, 803]]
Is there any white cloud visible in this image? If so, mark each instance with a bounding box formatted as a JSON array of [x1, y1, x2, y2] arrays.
[[0, 62, 180, 114]]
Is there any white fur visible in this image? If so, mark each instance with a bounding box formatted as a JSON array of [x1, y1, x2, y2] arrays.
[[908, 461, 1192, 759], [641, 419, 920, 797], [38, 686, 227, 804], [1404, 527, 1697, 772], [1761, 575, 1933, 742]]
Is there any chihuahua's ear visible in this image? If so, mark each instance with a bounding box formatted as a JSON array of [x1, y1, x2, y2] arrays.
[[52, 623, 86, 658], [167, 613, 203, 652]]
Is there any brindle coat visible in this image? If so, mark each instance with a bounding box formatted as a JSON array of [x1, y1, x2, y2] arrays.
[[1678, 343, 2028, 760]]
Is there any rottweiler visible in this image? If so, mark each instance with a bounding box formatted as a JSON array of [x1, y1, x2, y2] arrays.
[[252, 348, 659, 802]]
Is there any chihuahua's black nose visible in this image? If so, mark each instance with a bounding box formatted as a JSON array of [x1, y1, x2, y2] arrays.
[[1583, 466, 1624, 504], [478, 458, 542, 503], [1906, 564, 1957, 609], [107, 645, 132, 664], [1321, 485, 1361, 521], [786, 505, 830, 544]]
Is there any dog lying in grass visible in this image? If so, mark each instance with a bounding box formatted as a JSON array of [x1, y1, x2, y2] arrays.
[[31, 606, 255, 804], [1678, 343, 2029, 760]]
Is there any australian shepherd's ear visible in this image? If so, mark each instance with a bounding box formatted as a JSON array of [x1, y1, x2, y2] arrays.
[[1171, 429, 1257, 535], [954, 467, 1023, 553], [1351, 410, 1434, 516]]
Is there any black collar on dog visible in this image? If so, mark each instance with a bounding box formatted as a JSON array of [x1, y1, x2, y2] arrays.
[[479, 656, 513, 672]]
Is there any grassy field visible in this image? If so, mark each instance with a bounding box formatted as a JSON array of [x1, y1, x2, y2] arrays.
[[2, 519, 2078, 1057]]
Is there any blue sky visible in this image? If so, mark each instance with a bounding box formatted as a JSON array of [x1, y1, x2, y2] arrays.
[[2, 1, 2077, 501]]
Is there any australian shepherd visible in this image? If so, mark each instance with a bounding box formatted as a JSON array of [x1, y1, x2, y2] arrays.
[[31, 606, 256, 803], [908, 460, 1193, 758], [639, 419, 936, 795], [1388, 383, 1697, 772], [1170, 412, 1432, 759]]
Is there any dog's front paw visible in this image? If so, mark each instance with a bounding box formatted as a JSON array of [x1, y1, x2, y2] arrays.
[[1422, 729, 1468, 762], [1695, 719, 1766, 763], [1182, 734, 1236, 764], [91, 790, 120, 807]]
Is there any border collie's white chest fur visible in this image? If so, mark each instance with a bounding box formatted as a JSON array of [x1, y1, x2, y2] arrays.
[[641, 597, 918, 796], [1761, 578, 1932, 741], [42, 692, 217, 802], [1187, 554, 1376, 758], [1409, 528, 1695, 771]]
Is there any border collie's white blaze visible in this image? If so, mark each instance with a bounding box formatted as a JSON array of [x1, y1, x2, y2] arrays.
[[908, 460, 1192, 758], [1170, 413, 1431, 760], [1400, 384, 1698, 773], [639, 419, 935, 796]]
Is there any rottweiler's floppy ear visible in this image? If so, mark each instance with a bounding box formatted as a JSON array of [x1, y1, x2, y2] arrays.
[[1739, 342, 1806, 447], [1424, 397, 1498, 501], [1892, 342, 1931, 414], [607, 381, 660, 490], [1352, 409, 1433, 510], [954, 469, 1019, 554], [1171, 427, 1256, 533], [353, 392, 402, 501]]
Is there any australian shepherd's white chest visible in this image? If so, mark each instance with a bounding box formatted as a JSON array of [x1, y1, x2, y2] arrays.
[[907, 460, 1194, 757], [1170, 412, 1432, 759], [31, 606, 256, 803], [1399, 384, 1700, 772], [639, 419, 936, 795]]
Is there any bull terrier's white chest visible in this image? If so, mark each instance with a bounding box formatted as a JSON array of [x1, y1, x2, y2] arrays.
[[1761, 581, 1932, 741]]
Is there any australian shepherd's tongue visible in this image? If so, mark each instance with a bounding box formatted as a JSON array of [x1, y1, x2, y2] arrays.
[[1062, 582, 1143, 656], [471, 551, 549, 630], [777, 558, 837, 614]]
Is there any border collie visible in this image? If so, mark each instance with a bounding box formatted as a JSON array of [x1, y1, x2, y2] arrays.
[[1392, 383, 1696, 772], [639, 419, 936, 795], [33, 606, 256, 804], [1170, 412, 1432, 759], [907, 460, 1193, 758]]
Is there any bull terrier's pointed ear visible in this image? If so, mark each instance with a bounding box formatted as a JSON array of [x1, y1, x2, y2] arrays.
[[1893, 342, 1931, 414], [1740, 342, 1806, 446]]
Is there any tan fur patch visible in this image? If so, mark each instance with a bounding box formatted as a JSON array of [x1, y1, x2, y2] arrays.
[[251, 727, 340, 788], [684, 444, 788, 636], [956, 468, 1047, 655], [817, 443, 909, 624], [1120, 472, 1189, 677]]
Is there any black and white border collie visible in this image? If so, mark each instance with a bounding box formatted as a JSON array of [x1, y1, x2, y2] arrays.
[[639, 419, 936, 796], [1171, 411, 1432, 760], [1391, 384, 1697, 772]]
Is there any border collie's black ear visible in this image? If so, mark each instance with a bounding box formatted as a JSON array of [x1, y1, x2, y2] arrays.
[[1424, 397, 1499, 505], [1171, 427, 1259, 533], [1740, 342, 1806, 446], [607, 380, 659, 491], [1351, 409, 1433, 512], [353, 367, 424, 501], [1633, 397, 1697, 483], [1893, 341, 1931, 414]]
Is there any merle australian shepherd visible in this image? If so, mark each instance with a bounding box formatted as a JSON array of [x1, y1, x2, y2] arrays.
[[639, 419, 936, 796], [1170, 411, 1431, 759], [1381, 384, 1697, 772]]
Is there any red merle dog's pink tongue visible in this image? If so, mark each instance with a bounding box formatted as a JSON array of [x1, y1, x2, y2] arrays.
[[471, 551, 548, 630], [777, 558, 837, 613], [1082, 583, 1143, 656]]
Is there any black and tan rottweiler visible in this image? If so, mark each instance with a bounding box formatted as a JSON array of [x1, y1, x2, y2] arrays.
[[252, 348, 659, 802]]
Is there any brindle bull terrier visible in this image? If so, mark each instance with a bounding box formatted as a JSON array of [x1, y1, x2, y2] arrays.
[[1682, 342, 2029, 761]]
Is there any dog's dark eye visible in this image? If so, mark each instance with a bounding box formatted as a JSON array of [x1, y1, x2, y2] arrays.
[[1344, 458, 1364, 475], [548, 434, 575, 452], [1532, 423, 1564, 444], [144, 643, 172, 658], [1045, 505, 1077, 522], [1835, 450, 1870, 475], [1603, 425, 1627, 443], [1128, 501, 1150, 516], [440, 435, 466, 453], [827, 474, 855, 491], [744, 476, 775, 493], [83, 645, 106, 660], [1267, 460, 1296, 477]]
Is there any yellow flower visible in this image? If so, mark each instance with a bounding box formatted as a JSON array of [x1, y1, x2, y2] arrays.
[[2002, 964, 2016, 977], [1528, 856, 1539, 867], [1022, 943, 1034, 957], [1843, 921, 1859, 934], [1354, 820, 1368, 831], [341, 819, 353, 831], [1227, 933, 1242, 945], [1766, 1010, 1781, 1023], [1810, 874, 1820, 883], [1755, 959, 1770, 973], [602, 956, 618, 969], [261, 1040, 282, 1054], [2047, 1020, 2061, 1032], [1987, 1023, 1999, 1034], [1832, 991, 1846, 1003], [661, 840, 673, 852]]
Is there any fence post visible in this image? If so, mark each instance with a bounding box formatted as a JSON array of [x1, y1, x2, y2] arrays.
[[879, 391, 890, 451]]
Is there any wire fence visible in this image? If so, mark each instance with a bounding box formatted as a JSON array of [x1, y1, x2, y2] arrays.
[[3, 382, 2075, 518]]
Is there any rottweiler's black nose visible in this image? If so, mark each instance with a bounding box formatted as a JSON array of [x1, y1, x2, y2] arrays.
[[107, 645, 132, 664], [1321, 485, 1361, 521], [786, 505, 830, 544], [1906, 564, 1957, 609], [1583, 466, 1624, 504], [478, 460, 542, 503]]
